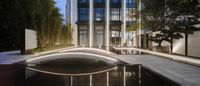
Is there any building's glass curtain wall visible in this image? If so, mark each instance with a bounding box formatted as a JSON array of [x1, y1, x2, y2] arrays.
[[77, 0, 89, 47], [94, 25, 104, 47], [125, 0, 137, 46], [94, 0, 105, 3], [109, 0, 122, 47], [79, 0, 88, 3], [110, 26, 121, 46], [110, 8, 121, 21], [93, 0, 106, 48], [76, 0, 128, 48], [126, 0, 136, 22], [79, 8, 89, 21], [79, 26, 89, 46], [94, 8, 105, 21]]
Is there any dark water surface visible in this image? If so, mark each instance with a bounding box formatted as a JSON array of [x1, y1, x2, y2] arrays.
[[26, 55, 180, 86]]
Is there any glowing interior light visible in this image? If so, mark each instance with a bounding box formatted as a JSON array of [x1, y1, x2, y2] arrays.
[[58, 47, 113, 54], [173, 39, 185, 53]]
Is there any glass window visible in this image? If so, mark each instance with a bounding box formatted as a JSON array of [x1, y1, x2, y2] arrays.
[[94, 8, 105, 21], [79, 0, 88, 3], [110, 26, 121, 46], [79, 8, 89, 21], [94, 0, 105, 3], [79, 26, 89, 46], [111, 0, 120, 3], [126, 0, 135, 8], [110, 8, 120, 21]]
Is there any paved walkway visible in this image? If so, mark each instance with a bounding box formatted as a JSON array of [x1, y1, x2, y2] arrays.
[[113, 55, 200, 86], [0, 50, 33, 64]]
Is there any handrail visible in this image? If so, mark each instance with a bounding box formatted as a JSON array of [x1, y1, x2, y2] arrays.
[[113, 47, 200, 66]]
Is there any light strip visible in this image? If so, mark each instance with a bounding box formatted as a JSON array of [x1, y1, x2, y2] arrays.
[[58, 47, 113, 54], [90, 75, 92, 86], [34, 46, 76, 56], [123, 66, 126, 86], [106, 0, 110, 51], [27, 67, 117, 76], [106, 72, 109, 86], [89, 0, 93, 47], [113, 47, 200, 66], [27, 52, 118, 63]]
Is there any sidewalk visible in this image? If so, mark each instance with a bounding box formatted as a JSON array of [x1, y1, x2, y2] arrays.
[[0, 46, 76, 64], [0, 50, 33, 64], [113, 55, 200, 86]]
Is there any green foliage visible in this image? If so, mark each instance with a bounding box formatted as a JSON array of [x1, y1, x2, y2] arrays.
[[142, 0, 166, 32], [144, 0, 200, 47], [0, 0, 72, 51], [127, 22, 147, 32], [0, 0, 29, 51]]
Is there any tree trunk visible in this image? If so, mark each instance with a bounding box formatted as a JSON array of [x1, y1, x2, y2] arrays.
[[185, 33, 188, 56], [158, 42, 162, 47], [132, 31, 134, 46], [170, 42, 173, 53]]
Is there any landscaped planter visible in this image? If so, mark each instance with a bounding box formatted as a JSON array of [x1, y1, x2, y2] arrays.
[[152, 46, 170, 53]]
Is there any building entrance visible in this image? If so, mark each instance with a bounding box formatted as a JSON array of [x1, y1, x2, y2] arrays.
[[94, 26, 104, 48], [79, 26, 89, 47], [110, 26, 121, 46]]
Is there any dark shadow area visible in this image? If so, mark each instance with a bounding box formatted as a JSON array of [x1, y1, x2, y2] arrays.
[[0, 65, 25, 86]]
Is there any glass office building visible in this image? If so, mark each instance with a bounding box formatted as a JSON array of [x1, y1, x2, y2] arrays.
[[66, 0, 139, 50]]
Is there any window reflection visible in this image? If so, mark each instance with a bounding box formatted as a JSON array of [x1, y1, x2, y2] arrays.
[[94, 8, 105, 21], [79, 26, 89, 46], [79, 0, 88, 3], [110, 8, 121, 21], [79, 8, 89, 21], [94, 0, 105, 3]]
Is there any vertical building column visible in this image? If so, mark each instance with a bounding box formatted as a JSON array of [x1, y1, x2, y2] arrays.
[[90, 75, 93, 86], [123, 66, 126, 86], [122, 0, 127, 46], [106, 72, 109, 86], [138, 0, 142, 47], [70, 76, 73, 86], [68, 0, 72, 24], [89, 0, 94, 47], [106, 0, 110, 51]]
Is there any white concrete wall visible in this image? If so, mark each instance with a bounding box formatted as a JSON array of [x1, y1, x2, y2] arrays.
[[173, 31, 200, 58], [71, 0, 78, 46], [25, 29, 37, 50], [152, 31, 200, 58]]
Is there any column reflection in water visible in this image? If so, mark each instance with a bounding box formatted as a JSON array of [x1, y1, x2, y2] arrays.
[[26, 65, 141, 86]]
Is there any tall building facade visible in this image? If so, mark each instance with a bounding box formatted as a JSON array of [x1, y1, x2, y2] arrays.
[[66, 0, 141, 50]]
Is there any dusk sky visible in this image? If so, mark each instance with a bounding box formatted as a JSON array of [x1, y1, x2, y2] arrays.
[[54, 0, 66, 22]]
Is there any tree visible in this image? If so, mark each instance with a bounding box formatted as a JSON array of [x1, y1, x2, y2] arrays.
[[126, 0, 147, 47], [0, 0, 69, 51], [142, 0, 166, 48], [174, 0, 200, 55]]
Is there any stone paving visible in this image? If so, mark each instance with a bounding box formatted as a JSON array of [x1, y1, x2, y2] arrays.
[[113, 55, 200, 86], [0, 50, 33, 64]]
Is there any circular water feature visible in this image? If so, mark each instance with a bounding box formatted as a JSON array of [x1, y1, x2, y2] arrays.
[[26, 52, 179, 86], [26, 52, 121, 76]]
